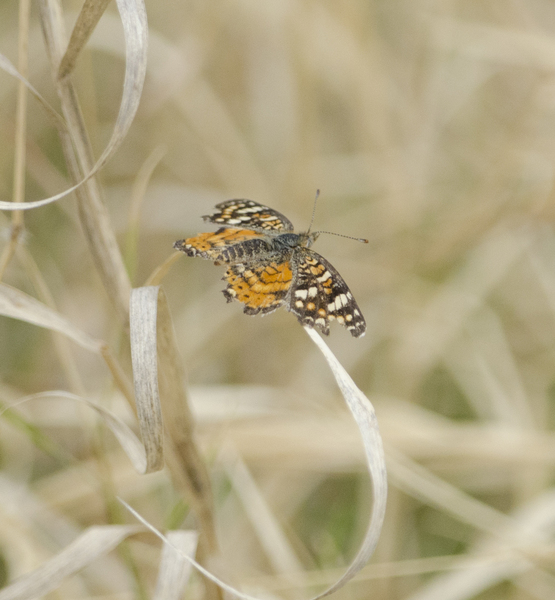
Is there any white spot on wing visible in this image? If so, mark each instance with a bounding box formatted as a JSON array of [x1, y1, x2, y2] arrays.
[[237, 206, 264, 213], [337, 294, 348, 308]]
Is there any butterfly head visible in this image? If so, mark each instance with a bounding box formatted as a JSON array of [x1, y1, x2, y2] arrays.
[[302, 231, 321, 248]]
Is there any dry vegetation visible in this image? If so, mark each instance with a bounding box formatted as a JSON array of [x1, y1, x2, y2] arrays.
[[1, 0, 555, 599]]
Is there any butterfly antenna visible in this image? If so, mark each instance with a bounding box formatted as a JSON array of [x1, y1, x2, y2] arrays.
[[306, 190, 368, 243], [315, 230, 369, 244], [306, 189, 320, 236]]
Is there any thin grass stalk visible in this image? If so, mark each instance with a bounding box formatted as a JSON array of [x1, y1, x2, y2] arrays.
[[57, 0, 112, 79], [156, 292, 218, 553], [125, 145, 167, 282], [0, 0, 30, 280], [100, 345, 136, 407], [38, 0, 132, 320]]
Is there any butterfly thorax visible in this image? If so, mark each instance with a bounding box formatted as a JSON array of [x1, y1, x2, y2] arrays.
[[272, 232, 319, 251]]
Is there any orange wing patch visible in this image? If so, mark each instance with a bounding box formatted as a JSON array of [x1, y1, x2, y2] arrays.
[[174, 228, 262, 261], [223, 262, 293, 315]]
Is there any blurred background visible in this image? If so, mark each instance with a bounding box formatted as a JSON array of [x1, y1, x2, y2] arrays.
[[1, 1, 555, 599]]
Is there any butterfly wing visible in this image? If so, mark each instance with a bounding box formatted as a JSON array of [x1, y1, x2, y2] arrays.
[[203, 200, 295, 232], [222, 261, 294, 315], [289, 249, 366, 337], [174, 228, 271, 263]]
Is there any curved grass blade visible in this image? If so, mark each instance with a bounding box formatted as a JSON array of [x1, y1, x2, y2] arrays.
[[303, 326, 388, 598], [0, 525, 141, 600], [153, 531, 199, 600], [0, 0, 148, 212], [0, 283, 102, 353], [129, 286, 218, 550]]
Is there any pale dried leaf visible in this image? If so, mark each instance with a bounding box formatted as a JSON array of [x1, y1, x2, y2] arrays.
[[0, 525, 140, 600], [34, 0, 134, 320], [129, 286, 218, 552], [129, 286, 164, 473]]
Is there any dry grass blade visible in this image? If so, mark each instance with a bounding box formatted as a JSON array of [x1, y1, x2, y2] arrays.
[[223, 450, 306, 579], [93, 0, 148, 170], [388, 452, 555, 600], [33, 0, 148, 319], [67, 391, 149, 471], [121, 500, 264, 600], [58, 0, 112, 80], [153, 531, 199, 600], [126, 145, 167, 280], [386, 449, 538, 543], [0, 525, 141, 600], [0, 283, 102, 353], [3, 389, 151, 473], [0, 280, 133, 402], [6, 3, 555, 599], [304, 326, 387, 598], [0, 0, 30, 281], [129, 287, 164, 473], [0, 0, 147, 212], [144, 251, 182, 287], [129, 286, 218, 556]]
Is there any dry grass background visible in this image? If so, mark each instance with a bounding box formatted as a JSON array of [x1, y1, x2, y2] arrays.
[[1, 0, 555, 599]]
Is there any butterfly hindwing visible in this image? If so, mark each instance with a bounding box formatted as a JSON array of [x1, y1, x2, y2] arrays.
[[223, 261, 293, 315], [289, 249, 366, 337]]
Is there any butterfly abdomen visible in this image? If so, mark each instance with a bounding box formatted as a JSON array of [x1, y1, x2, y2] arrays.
[[175, 230, 275, 263]]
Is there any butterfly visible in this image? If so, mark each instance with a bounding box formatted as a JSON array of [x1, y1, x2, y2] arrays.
[[174, 199, 366, 337]]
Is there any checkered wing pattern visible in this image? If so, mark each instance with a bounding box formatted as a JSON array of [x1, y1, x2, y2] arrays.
[[222, 261, 293, 315], [173, 228, 266, 263], [289, 250, 366, 337], [203, 200, 294, 232]]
